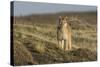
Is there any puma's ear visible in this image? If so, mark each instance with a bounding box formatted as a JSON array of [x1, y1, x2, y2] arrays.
[[59, 16, 62, 20], [65, 16, 68, 20], [58, 16, 62, 24]]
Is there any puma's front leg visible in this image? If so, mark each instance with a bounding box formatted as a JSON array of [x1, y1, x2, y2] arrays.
[[61, 40, 64, 50], [58, 40, 62, 49]]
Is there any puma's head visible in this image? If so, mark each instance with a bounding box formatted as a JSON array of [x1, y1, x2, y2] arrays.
[[59, 16, 69, 28]]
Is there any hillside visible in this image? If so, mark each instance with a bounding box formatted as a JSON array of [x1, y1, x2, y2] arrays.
[[12, 12, 97, 66]]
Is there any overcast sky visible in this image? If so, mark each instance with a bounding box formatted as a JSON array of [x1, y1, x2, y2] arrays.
[[13, 1, 97, 16]]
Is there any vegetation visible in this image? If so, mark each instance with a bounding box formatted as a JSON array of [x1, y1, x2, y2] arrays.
[[13, 12, 97, 65]]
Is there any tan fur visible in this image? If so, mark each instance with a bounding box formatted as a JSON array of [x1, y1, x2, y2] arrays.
[[57, 16, 72, 51]]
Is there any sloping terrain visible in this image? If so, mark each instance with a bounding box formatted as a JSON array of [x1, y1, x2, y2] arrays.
[[12, 12, 97, 66]]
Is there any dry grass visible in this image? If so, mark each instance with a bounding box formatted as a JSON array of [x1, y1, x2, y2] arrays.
[[12, 12, 97, 65], [13, 40, 37, 65]]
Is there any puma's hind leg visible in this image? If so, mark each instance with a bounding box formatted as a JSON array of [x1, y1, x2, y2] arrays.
[[68, 37, 72, 50], [64, 40, 68, 51]]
